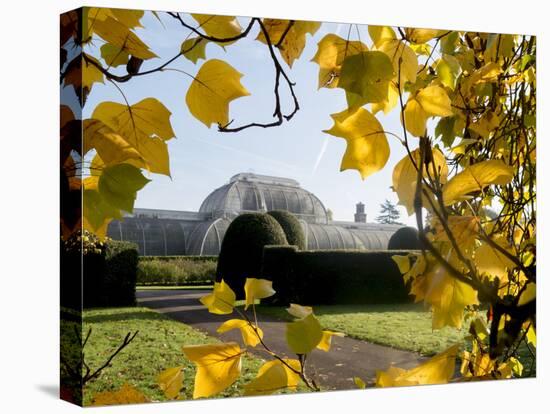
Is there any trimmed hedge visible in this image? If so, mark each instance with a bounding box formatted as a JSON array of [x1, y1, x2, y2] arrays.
[[388, 226, 421, 250], [103, 240, 139, 306], [217, 213, 288, 298], [267, 210, 306, 250], [261, 246, 417, 305], [137, 257, 217, 285]]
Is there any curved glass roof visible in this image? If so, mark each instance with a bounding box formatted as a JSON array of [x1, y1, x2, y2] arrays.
[[199, 173, 328, 224], [185, 218, 232, 256]]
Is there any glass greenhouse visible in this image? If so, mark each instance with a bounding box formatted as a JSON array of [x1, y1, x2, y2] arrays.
[[107, 173, 403, 255]]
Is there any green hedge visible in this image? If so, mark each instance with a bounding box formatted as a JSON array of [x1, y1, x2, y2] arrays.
[[261, 246, 418, 305], [388, 227, 421, 250], [103, 241, 139, 306], [137, 257, 217, 285], [267, 210, 306, 250], [217, 213, 288, 298]]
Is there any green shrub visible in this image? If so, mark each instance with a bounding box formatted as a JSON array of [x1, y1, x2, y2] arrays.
[[103, 240, 139, 307], [267, 210, 306, 250], [262, 246, 418, 305], [217, 213, 288, 298], [137, 257, 217, 285], [388, 226, 421, 250]]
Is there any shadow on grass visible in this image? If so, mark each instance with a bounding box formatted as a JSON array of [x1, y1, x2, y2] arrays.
[[83, 309, 168, 324]]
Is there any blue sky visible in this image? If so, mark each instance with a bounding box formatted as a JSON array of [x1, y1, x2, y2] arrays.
[[82, 11, 419, 226]]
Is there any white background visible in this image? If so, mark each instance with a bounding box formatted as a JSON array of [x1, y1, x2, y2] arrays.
[[0, 0, 548, 412]]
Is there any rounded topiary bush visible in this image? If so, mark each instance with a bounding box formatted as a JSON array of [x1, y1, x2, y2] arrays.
[[267, 210, 306, 250], [217, 213, 288, 298], [388, 226, 421, 250]]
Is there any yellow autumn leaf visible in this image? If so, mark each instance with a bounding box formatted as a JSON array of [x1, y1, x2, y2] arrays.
[[244, 278, 276, 309], [392, 148, 448, 215], [257, 19, 321, 67], [432, 215, 480, 254], [474, 237, 516, 283], [100, 43, 130, 67], [286, 313, 323, 354], [286, 303, 313, 319], [368, 25, 396, 48], [200, 279, 236, 315], [92, 15, 156, 60], [403, 97, 428, 137], [416, 85, 454, 117], [92, 98, 175, 176], [323, 107, 390, 179], [191, 14, 242, 41], [311, 33, 367, 88], [186, 59, 250, 128], [392, 255, 411, 274], [339, 51, 395, 106], [157, 366, 184, 400], [83, 119, 143, 166], [91, 383, 149, 406], [216, 319, 263, 347], [378, 39, 418, 85], [443, 160, 514, 205], [405, 28, 442, 44], [180, 37, 208, 64], [371, 82, 399, 115], [354, 376, 367, 389], [436, 54, 461, 90], [243, 359, 301, 396], [376, 344, 458, 387], [317, 330, 345, 352], [526, 324, 536, 346], [182, 342, 243, 399]]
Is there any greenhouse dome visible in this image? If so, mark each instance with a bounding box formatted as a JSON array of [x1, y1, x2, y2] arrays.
[[107, 173, 404, 256]]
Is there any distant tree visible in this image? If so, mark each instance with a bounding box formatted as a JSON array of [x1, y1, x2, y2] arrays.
[[376, 200, 402, 225], [326, 208, 333, 222]]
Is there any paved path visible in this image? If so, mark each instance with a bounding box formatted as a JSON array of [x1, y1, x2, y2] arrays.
[[137, 289, 425, 390]]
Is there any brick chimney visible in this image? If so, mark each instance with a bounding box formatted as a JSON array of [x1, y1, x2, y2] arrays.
[[354, 202, 366, 223]]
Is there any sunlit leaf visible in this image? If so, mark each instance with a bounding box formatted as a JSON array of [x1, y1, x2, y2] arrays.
[[392, 148, 448, 215], [311, 34, 367, 88], [354, 376, 367, 389], [244, 278, 276, 309], [286, 303, 313, 319], [403, 97, 428, 137], [83, 119, 143, 166], [316, 330, 345, 352], [324, 107, 390, 179], [405, 28, 442, 44], [368, 25, 396, 48], [257, 19, 321, 67], [191, 14, 242, 41], [443, 160, 514, 205], [100, 43, 130, 67], [244, 359, 301, 396], [416, 85, 454, 117], [216, 319, 263, 347], [474, 237, 516, 283], [180, 37, 208, 64], [376, 345, 458, 387], [392, 255, 411, 274], [182, 342, 243, 399], [92, 98, 175, 176], [378, 39, 418, 85], [98, 163, 150, 213], [339, 51, 394, 106], [186, 59, 250, 128], [91, 383, 149, 406], [200, 280, 236, 314], [92, 16, 156, 60], [157, 366, 184, 400], [286, 313, 323, 354], [436, 54, 461, 90]]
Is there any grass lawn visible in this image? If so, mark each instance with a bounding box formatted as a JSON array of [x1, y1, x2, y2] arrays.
[[79, 307, 265, 405], [257, 303, 473, 356]]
